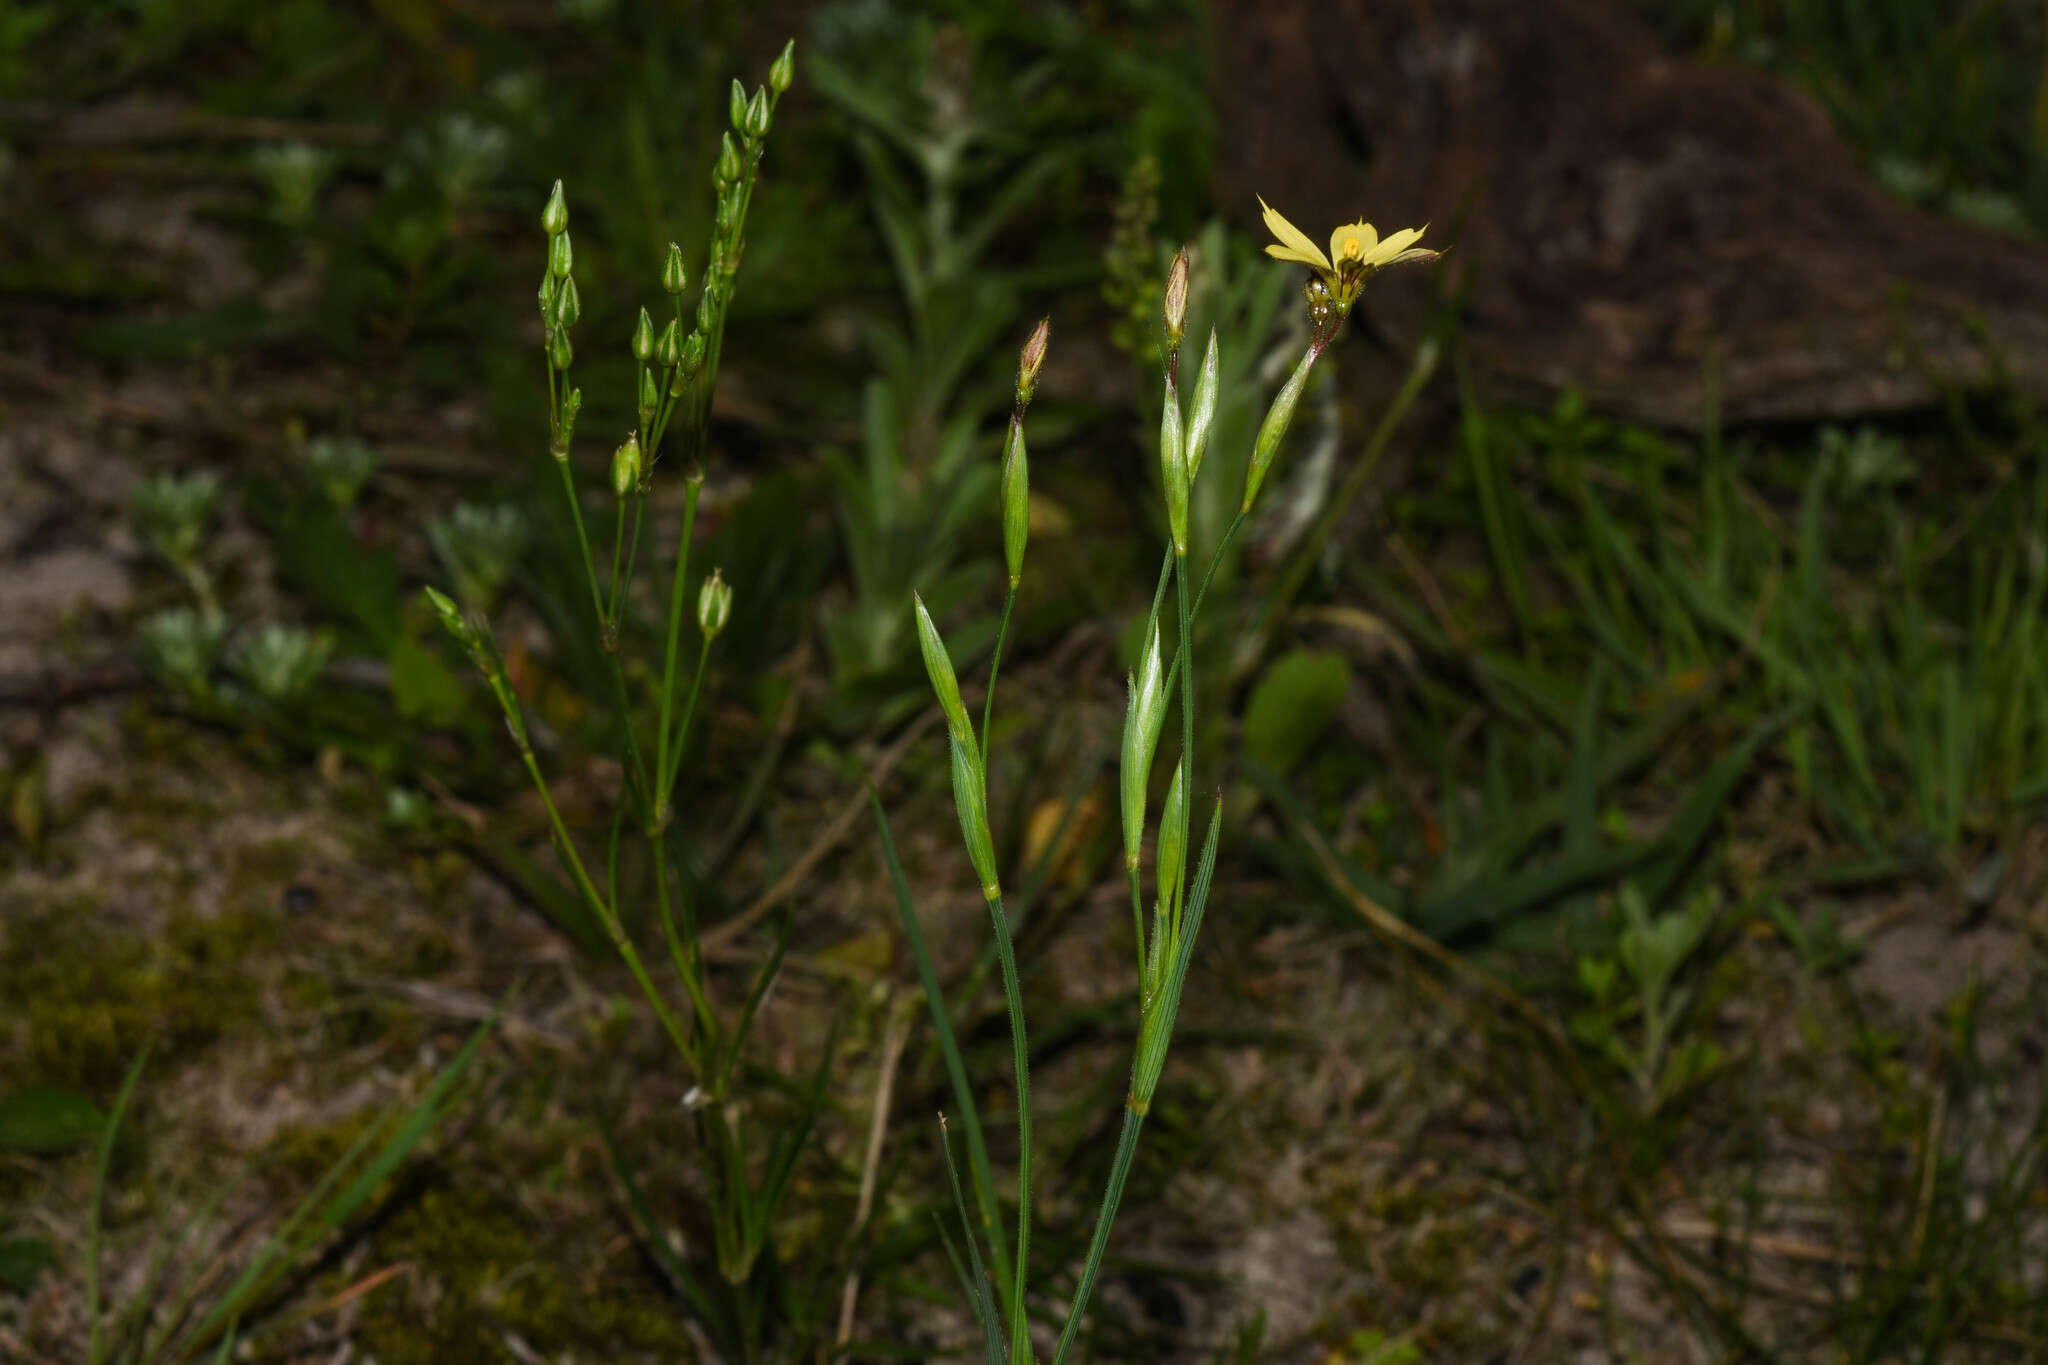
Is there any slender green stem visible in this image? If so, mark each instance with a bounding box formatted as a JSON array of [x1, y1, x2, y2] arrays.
[[516, 744, 694, 1063], [554, 455, 609, 632], [1050, 1106, 1145, 1364], [655, 843, 719, 1059], [662, 633, 715, 816], [1129, 866, 1148, 1001], [653, 479, 704, 819], [982, 584, 1018, 749], [1173, 551, 1195, 937], [1160, 508, 1245, 703], [606, 496, 627, 621], [986, 889, 1033, 1364]]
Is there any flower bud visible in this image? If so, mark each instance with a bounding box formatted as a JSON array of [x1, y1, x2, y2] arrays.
[[553, 273, 581, 328], [769, 39, 795, 93], [1242, 345, 1321, 514], [679, 329, 707, 376], [662, 241, 688, 294], [715, 193, 736, 236], [655, 317, 682, 369], [423, 585, 473, 650], [729, 78, 749, 132], [1119, 621, 1169, 873], [951, 735, 1000, 901], [745, 86, 771, 141], [1016, 316, 1049, 408], [1154, 758, 1187, 919], [541, 179, 568, 237], [638, 365, 659, 420], [549, 325, 573, 372], [717, 133, 743, 185], [697, 567, 732, 638], [1159, 372, 1188, 554], [913, 592, 974, 752], [696, 286, 718, 333], [1162, 246, 1189, 352], [1001, 424, 1028, 589], [632, 307, 655, 361], [1185, 328, 1219, 485], [537, 269, 554, 320], [611, 432, 641, 498], [549, 228, 572, 280]]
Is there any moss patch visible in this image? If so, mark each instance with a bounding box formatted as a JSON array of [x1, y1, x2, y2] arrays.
[[0, 903, 278, 1091]]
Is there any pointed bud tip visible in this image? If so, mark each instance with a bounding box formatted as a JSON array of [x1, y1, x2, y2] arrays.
[[1017, 317, 1051, 403], [1163, 247, 1190, 343]]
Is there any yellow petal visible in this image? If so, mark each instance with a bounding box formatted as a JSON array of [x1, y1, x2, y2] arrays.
[[1328, 220, 1379, 266], [1258, 196, 1330, 273], [1362, 225, 1426, 267], [1382, 246, 1441, 267], [1264, 243, 1332, 268]]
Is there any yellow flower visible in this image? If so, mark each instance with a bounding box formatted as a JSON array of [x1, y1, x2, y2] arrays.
[[1258, 196, 1438, 314]]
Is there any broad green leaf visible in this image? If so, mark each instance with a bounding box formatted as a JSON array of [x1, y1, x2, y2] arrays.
[[0, 1087, 105, 1154], [1242, 648, 1351, 777], [0, 1236, 57, 1292]]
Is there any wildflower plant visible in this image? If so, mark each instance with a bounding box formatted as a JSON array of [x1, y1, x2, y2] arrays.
[[882, 203, 1436, 1358], [423, 40, 826, 1362]]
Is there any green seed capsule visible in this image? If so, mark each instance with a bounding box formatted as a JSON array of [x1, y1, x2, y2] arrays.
[[744, 86, 771, 141], [729, 78, 748, 131], [553, 274, 581, 328], [611, 432, 641, 498], [662, 241, 687, 294], [696, 286, 717, 334], [541, 179, 567, 237], [717, 133, 743, 185], [697, 567, 732, 638], [768, 39, 795, 93], [548, 229, 572, 280], [655, 318, 681, 369], [679, 329, 707, 376], [537, 269, 554, 320], [549, 326, 573, 372], [638, 365, 659, 419], [632, 307, 655, 361]]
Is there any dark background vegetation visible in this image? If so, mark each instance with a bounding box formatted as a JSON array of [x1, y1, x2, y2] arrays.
[[3, 0, 2047, 1360]]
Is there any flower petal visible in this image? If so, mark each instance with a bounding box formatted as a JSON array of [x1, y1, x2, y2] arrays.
[[1383, 245, 1441, 267], [1264, 243, 1330, 268], [1259, 196, 1330, 273], [1328, 220, 1379, 266], [1361, 225, 1428, 267]]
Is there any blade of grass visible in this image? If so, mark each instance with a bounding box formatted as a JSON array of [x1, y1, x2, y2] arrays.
[[86, 1048, 148, 1365], [868, 787, 1014, 1313]]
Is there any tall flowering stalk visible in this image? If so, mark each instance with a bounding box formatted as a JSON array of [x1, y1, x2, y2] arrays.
[[883, 200, 1436, 1359], [427, 42, 824, 1365]]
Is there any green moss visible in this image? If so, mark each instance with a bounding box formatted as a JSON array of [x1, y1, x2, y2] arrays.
[[0, 903, 278, 1091], [345, 1185, 700, 1363]]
